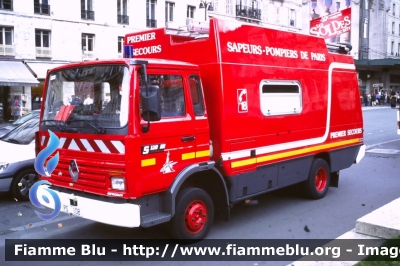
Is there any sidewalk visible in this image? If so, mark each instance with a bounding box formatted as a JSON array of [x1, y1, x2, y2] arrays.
[[289, 139, 400, 266], [361, 104, 396, 111]]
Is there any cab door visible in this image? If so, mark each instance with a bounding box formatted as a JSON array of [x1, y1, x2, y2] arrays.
[[187, 73, 210, 164], [139, 70, 196, 195]]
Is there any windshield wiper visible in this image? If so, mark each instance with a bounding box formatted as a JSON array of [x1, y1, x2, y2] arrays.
[[67, 119, 106, 134], [40, 120, 66, 132], [5, 139, 21, 144]]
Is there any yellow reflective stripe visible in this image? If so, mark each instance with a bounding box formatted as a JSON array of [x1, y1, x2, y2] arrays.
[[182, 150, 210, 160], [196, 150, 210, 158], [141, 158, 156, 167], [182, 152, 195, 160], [231, 158, 257, 168], [231, 139, 361, 168]]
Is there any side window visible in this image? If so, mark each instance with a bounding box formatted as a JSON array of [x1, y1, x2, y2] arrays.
[[189, 75, 205, 116], [141, 74, 185, 118], [260, 80, 302, 116]]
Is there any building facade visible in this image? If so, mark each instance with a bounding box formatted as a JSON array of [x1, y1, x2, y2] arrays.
[[355, 0, 400, 97], [0, 0, 394, 121]]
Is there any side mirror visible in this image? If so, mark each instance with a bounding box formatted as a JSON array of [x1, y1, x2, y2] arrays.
[[141, 85, 161, 121]]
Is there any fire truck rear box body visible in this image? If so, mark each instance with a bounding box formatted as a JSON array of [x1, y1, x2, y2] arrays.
[[125, 18, 364, 200], [37, 18, 364, 239]]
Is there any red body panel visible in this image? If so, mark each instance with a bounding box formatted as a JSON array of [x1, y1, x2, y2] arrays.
[[126, 18, 363, 177], [37, 18, 363, 202]]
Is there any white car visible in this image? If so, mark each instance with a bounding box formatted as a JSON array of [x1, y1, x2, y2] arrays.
[[0, 117, 39, 200]]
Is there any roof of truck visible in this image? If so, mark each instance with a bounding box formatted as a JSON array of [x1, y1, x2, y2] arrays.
[[47, 58, 198, 74]]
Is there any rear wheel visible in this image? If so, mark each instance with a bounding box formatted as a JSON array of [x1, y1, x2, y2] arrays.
[[11, 169, 38, 201], [303, 158, 330, 199], [169, 187, 214, 241]]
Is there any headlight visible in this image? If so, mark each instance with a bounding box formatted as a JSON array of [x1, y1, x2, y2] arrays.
[[0, 163, 9, 173], [111, 177, 125, 190]]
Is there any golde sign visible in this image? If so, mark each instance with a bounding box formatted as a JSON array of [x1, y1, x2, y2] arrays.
[[310, 8, 351, 40]]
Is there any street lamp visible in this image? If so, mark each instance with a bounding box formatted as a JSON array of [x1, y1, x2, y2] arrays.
[[199, 0, 214, 21]]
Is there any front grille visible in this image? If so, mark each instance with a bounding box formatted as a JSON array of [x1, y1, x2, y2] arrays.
[[50, 155, 125, 192]]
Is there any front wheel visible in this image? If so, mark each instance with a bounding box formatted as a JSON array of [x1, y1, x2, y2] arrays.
[[303, 158, 330, 199], [169, 187, 214, 241], [11, 169, 38, 201]]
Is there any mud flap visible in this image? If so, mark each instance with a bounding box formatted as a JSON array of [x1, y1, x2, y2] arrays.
[[330, 171, 339, 188]]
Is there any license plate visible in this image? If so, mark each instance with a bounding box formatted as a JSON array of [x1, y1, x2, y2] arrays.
[[62, 204, 81, 216]]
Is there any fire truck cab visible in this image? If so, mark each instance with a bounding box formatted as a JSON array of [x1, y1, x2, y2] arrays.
[[35, 18, 365, 240]]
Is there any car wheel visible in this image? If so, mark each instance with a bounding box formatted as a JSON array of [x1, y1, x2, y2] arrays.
[[11, 169, 38, 201], [303, 158, 330, 199], [168, 187, 214, 242]]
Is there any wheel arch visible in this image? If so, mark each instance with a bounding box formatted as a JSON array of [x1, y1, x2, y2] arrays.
[[165, 161, 230, 221], [9, 165, 37, 190]]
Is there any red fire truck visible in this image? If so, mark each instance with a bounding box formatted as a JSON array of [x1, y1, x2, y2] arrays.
[[35, 18, 365, 240]]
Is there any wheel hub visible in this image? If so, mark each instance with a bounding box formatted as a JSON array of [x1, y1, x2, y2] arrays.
[[184, 200, 208, 234], [315, 167, 327, 192]]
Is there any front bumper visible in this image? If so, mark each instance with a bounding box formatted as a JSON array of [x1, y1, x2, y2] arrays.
[[36, 185, 141, 228]]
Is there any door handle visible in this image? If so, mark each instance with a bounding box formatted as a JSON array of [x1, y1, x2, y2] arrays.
[[181, 136, 195, 142]]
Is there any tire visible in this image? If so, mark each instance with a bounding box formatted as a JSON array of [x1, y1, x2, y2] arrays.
[[11, 169, 38, 201], [169, 187, 214, 241], [303, 158, 330, 199]]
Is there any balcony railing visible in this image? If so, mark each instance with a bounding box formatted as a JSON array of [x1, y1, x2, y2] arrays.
[[82, 51, 94, 60], [146, 19, 157, 28], [34, 3, 50, 15], [0, 0, 12, 10], [0, 44, 15, 56], [235, 6, 261, 20], [36, 47, 52, 58], [81, 10, 95, 20], [118, 14, 129, 25]]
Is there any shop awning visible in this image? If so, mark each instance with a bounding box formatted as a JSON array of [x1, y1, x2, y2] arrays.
[[25, 61, 67, 79], [0, 61, 40, 86]]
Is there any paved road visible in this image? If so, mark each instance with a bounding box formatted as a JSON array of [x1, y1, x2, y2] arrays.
[[0, 106, 399, 266]]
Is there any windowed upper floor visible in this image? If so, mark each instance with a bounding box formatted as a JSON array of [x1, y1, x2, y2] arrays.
[[35, 29, 51, 58], [82, 33, 95, 60], [236, 0, 261, 21], [147, 0, 157, 28], [117, 0, 129, 25], [0, 0, 12, 11], [34, 0, 50, 15], [81, 0, 95, 20], [165, 1, 174, 23], [118, 36, 124, 58], [0, 26, 14, 56], [187, 5, 195, 18]]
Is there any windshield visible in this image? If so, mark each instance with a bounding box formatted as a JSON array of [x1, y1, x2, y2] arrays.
[[12, 111, 40, 126], [1, 117, 39, 145], [42, 65, 130, 133]]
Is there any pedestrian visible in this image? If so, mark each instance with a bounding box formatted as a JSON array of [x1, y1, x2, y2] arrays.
[[363, 94, 369, 107], [13, 96, 21, 120], [84, 95, 93, 105], [375, 92, 381, 105], [70, 95, 82, 105], [390, 91, 397, 108]]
